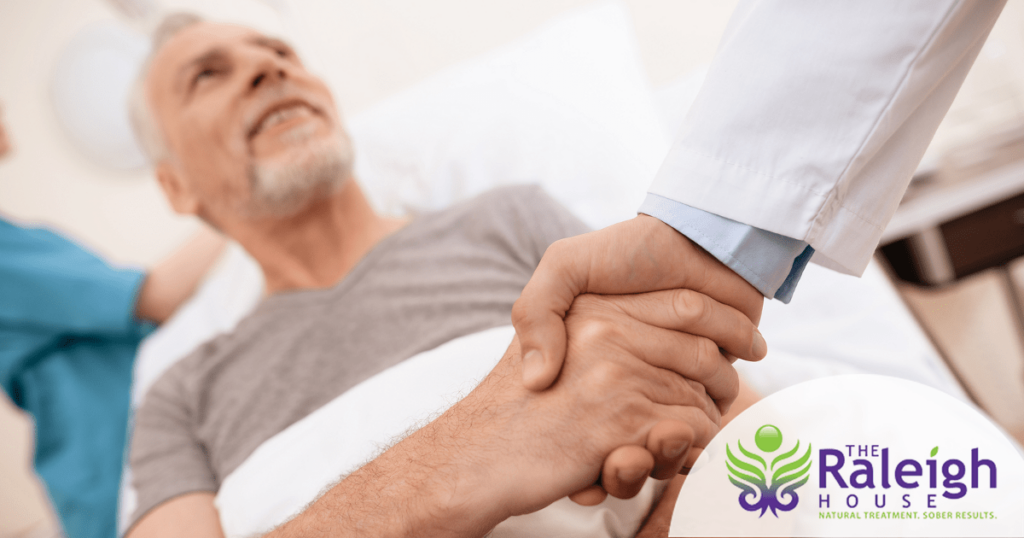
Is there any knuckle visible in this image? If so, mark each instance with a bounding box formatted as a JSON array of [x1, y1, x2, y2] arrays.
[[685, 378, 708, 399], [695, 337, 720, 375], [732, 321, 754, 356], [721, 364, 740, 401], [577, 355, 631, 393], [660, 375, 695, 406], [543, 237, 572, 261], [510, 299, 529, 327], [642, 372, 677, 401], [695, 293, 716, 326], [682, 409, 716, 448], [672, 289, 715, 329], [612, 399, 651, 437], [671, 289, 703, 326], [707, 393, 723, 425], [549, 237, 570, 254], [588, 361, 621, 386], [571, 316, 621, 348], [615, 395, 648, 420]]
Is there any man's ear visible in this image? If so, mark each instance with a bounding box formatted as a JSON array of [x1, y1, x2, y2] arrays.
[[155, 162, 200, 215]]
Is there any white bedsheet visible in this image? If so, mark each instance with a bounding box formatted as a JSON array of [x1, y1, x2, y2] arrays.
[[216, 325, 663, 538]]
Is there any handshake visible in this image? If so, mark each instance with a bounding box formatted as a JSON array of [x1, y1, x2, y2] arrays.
[[292, 215, 767, 538]]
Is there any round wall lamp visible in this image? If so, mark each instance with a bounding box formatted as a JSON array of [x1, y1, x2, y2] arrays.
[[50, 20, 150, 170]]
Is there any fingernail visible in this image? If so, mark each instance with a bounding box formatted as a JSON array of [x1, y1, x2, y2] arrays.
[[751, 330, 767, 360], [663, 441, 688, 460], [618, 467, 648, 483]]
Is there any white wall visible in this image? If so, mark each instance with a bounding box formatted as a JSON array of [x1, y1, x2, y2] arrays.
[[0, 0, 738, 267]]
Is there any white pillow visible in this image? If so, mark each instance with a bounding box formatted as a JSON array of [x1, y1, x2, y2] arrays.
[[350, 0, 668, 230]]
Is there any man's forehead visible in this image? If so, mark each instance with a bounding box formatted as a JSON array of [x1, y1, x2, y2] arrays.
[[149, 22, 266, 84]]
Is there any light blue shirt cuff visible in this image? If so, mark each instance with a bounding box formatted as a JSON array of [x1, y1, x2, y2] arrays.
[[638, 193, 813, 303]]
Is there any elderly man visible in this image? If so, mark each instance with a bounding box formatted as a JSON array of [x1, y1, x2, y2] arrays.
[[124, 14, 765, 538]]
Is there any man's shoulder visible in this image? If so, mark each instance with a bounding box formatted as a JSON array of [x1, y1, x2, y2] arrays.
[[139, 332, 226, 408], [138, 306, 278, 408]]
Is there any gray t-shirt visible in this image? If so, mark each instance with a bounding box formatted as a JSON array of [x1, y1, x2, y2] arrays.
[[128, 185, 588, 526]]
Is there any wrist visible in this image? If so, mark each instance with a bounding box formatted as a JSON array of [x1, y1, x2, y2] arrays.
[[399, 404, 511, 536], [632, 213, 764, 325]]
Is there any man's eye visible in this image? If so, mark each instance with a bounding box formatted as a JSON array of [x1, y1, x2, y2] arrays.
[[275, 48, 288, 58], [194, 69, 218, 84]]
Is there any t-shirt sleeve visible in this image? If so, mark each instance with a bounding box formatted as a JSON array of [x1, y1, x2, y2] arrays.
[[127, 363, 218, 530], [491, 185, 592, 268]]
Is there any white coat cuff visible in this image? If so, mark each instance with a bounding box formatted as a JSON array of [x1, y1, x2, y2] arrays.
[[639, 193, 813, 303]]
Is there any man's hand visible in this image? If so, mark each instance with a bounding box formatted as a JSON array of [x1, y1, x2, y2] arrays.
[[268, 290, 752, 538], [634, 378, 763, 538]]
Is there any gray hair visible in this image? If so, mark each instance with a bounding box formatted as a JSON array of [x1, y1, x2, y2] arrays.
[[128, 12, 204, 163]]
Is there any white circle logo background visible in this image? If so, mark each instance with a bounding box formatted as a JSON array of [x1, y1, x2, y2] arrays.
[[669, 375, 1024, 537]]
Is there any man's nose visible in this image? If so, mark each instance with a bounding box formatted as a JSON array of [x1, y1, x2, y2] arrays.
[[249, 57, 287, 90]]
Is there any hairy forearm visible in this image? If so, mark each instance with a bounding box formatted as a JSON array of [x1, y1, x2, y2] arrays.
[[267, 384, 508, 538]]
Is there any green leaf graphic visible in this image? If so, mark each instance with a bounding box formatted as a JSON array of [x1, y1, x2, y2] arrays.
[[727, 459, 762, 487], [930, 446, 938, 458], [727, 443, 765, 483], [773, 443, 813, 485], [771, 439, 801, 470], [738, 439, 767, 470]]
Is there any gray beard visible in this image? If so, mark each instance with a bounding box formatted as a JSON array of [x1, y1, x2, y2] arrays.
[[244, 133, 353, 218]]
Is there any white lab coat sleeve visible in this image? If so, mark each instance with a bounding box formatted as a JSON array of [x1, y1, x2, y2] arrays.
[[647, 0, 1005, 276]]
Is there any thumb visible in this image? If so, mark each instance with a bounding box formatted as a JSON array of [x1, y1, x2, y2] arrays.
[[512, 240, 586, 391]]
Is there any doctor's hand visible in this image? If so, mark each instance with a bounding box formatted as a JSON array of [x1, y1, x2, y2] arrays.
[[513, 214, 766, 398]]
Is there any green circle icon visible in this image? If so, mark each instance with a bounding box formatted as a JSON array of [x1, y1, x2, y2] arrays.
[[755, 424, 783, 452]]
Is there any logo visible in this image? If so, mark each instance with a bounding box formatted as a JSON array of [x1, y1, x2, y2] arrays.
[[669, 376, 1024, 537], [726, 424, 813, 517]]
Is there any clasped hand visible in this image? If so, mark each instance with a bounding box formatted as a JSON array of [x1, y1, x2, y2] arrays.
[[440, 288, 762, 530], [510, 214, 767, 504]]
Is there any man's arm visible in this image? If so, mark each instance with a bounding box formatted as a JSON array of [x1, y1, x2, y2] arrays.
[[128, 289, 758, 537], [127, 493, 224, 538], [135, 227, 225, 323]]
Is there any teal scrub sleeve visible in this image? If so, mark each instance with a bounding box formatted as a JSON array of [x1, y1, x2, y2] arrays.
[[0, 219, 148, 335]]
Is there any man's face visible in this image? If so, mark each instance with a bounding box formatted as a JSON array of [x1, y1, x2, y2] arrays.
[[146, 22, 352, 220]]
